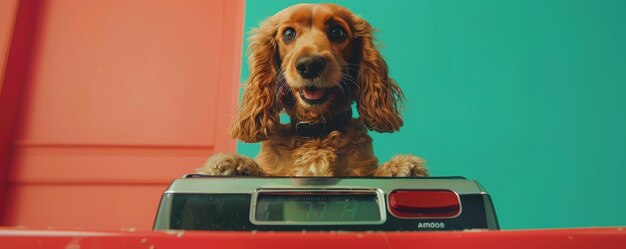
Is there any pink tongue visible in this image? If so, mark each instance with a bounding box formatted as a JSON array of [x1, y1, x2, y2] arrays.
[[302, 89, 325, 100]]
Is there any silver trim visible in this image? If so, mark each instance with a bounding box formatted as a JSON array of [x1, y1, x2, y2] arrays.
[[249, 188, 386, 225], [386, 190, 463, 220], [153, 193, 173, 230], [163, 177, 485, 195], [482, 194, 500, 229]]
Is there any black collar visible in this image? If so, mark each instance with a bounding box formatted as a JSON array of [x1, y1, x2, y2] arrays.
[[292, 109, 353, 138]]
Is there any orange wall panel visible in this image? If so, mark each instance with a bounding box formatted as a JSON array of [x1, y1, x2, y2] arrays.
[[4, 184, 166, 230], [8, 146, 212, 184], [1, 0, 245, 229], [17, 0, 229, 147]]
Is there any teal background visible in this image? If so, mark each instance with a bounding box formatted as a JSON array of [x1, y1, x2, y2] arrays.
[[238, 0, 626, 229]]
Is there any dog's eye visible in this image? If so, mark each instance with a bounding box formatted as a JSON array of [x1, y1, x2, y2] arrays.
[[283, 28, 296, 41], [328, 25, 347, 42]]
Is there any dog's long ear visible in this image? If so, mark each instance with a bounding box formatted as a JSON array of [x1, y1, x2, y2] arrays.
[[351, 16, 404, 133], [228, 17, 280, 142]]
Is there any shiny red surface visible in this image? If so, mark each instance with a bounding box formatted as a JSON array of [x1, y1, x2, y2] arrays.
[[0, 227, 624, 249]]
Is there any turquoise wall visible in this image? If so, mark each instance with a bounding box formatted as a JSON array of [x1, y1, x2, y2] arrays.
[[238, 0, 626, 229]]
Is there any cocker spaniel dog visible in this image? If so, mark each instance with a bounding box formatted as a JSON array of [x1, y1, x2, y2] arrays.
[[198, 3, 427, 177]]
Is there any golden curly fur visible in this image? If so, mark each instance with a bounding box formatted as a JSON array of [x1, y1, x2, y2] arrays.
[[198, 3, 427, 177]]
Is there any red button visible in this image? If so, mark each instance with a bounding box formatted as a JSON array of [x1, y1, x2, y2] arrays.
[[388, 190, 461, 218]]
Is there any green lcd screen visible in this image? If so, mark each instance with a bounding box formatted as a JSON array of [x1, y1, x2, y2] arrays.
[[253, 191, 383, 224]]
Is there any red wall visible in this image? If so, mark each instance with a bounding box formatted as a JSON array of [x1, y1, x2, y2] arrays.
[[0, 0, 244, 230]]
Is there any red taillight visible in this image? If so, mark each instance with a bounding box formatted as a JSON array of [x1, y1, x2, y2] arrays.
[[388, 190, 461, 218]]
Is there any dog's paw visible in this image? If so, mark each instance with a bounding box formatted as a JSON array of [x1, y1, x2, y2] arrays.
[[197, 153, 263, 176], [374, 154, 428, 177]]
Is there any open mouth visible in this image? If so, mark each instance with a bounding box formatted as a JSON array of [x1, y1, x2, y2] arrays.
[[299, 86, 329, 105]]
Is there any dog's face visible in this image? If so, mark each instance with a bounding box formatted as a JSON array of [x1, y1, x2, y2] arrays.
[[229, 4, 405, 142], [274, 4, 356, 117]]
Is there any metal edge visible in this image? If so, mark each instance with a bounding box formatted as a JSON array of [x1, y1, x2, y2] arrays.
[[163, 178, 486, 195], [152, 193, 173, 230], [482, 194, 500, 230]]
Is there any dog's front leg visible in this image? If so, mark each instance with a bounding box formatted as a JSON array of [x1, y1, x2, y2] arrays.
[[197, 153, 264, 176], [374, 154, 428, 177], [291, 143, 336, 176]]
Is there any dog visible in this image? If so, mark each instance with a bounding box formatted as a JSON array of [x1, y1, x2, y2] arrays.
[[197, 3, 427, 177]]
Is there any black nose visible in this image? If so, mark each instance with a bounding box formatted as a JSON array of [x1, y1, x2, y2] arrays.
[[296, 56, 326, 79]]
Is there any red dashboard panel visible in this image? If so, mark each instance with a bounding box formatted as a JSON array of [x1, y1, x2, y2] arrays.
[[0, 227, 624, 249]]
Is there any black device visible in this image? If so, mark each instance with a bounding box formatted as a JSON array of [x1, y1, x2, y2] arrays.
[[153, 175, 499, 231]]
